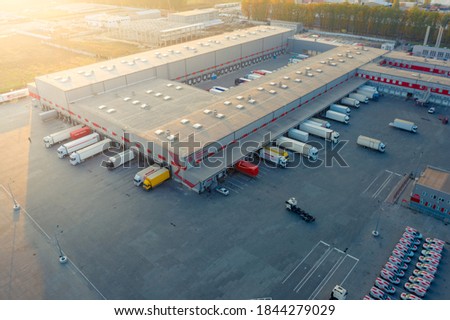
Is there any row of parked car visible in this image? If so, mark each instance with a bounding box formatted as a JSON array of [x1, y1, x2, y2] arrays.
[[364, 226, 445, 300]]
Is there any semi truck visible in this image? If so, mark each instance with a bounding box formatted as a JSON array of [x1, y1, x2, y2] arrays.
[[105, 149, 135, 170], [247, 73, 261, 80], [309, 118, 331, 128], [43, 124, 83, 148], [275, 137, 318, 160], [357, 135, 386, 152], [288, 128, 309, 142], [70, 126, 92, 140], [349, 93, 369, 104], [142, 167, 170, 191], [39, 109, 58, 121], [134, 164, 162, 186], [299, 123, 340, 144], [357, 89, 379, 100], [285, 197, 315, 222], [340, 97, 360, 108], [329, 104, 351, 115], [57, 133, 100, 158], [359, 85, 378, 93], [69, 139, 111, 165], [259, 147, 287, 167], [235, 160, 259, 177], [389, 118, 418, 133], [325, 110, 350, 124]]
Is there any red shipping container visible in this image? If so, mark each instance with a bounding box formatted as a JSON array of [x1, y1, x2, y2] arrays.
[[235, 160, 259, 177], [70, 126, 92, 140]]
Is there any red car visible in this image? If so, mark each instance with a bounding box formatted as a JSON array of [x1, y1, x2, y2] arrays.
[[402, 233, 420, 245]]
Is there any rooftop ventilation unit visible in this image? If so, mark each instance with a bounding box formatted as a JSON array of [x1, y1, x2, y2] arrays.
[[174, 50, 181, 54], [121, 60, 127, 64], [295, 71, 302, 75], [106, 109, 116, 114], [180, 119, 189, 124], [84, 70, 94, 77], [140, 104, 149, 110], [280, 84, 288, 89], [283, 76, 290, 80], [155, 129, 164, 135], [236, 95, 244, 100], [269, 90, 277, 94], [175, 86, 182, 90], [294, 78, 302, 83], [100, 65, 106, 69], [337, 53, 343, 57], [329, 62, 337, 66], [193, 123, 202, 129], [123, 97, 131, 101], [216, 113, 225, 119], [132, 100, 140, 105], [363, 48, 368, 51], [320, 61, 326, 64], [127, 62, 135, 66], [154, 92, 162, 97], [107, 65, 115, 71], [166, 83, 174, 87], [140, 58, 148, 62], [305, 67, 311, 71], [347, 55, 353, 59], [203, 109, 212, 114], [269, 82, 276, 86], [328, 57, 334, 61], [214, 40, 221, 44], [162, 53, 168, 57], [98, 105, 107, 110], [167, 135, 176, 141], [248, 99, 256, 104], [146, 89, 153, 94], [257, 87, 264, 91], [338, 59, 345, 63], [236, 104, 244, 109], [60, 76, 71, 83], [224, 101, 232, 106], [356, 51, 361, 55], [316, 69, 323, 73], [231, 36, 237, 40], [163, 96, 171, 100], [306, 73, 314, 77]]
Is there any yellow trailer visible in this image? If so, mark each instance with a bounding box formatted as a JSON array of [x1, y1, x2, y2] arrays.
[[142, 168, 170, 191], [264, 146, 289, 160]]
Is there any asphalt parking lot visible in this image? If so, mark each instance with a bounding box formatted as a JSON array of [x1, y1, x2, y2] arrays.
[[1, 76, 450, 300]]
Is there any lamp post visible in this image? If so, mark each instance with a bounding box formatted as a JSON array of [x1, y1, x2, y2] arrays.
[[55, 225, 68, 264], [7, 183, 20, 212]]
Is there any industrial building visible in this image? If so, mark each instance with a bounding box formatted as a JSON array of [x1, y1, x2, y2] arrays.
[[410, 166, 450, 220], [168, 8, 219, 25], [29, 26, 450, 193]]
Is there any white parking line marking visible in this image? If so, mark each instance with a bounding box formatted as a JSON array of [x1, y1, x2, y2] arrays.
[[340, 256, 359, 287], [282, 241, 329, 284], [295, 247, 333, 292], [363, 171, 384, 194], [372, 172, 393, 199], [226, 180, 244, 190]]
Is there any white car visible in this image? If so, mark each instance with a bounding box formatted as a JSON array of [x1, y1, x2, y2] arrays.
[[421, 250, 442, 260], [363, 295, 373, 300], [408, 276, 431, 290], [418, 256, 440, 267], [404, 282, 427, 297], [425, 237, 445, 246], [374, 277, 396, 294], [388, 256, 409, 270], [215, 186, 230, 196], [402, 233, 421, 246], [413, 269, 435, 282], [400, 292, 422, 300], [428, 107, 435, 114], [395, 244, 415, 257], [369, 286, 392, 300], [384, 262, 405, 277], [380, 268, 401, 284], [422, 243, 443, 253], [405, 226, 423, 239], [398, 237, 418, 250], [416, 262, 438, 275], [391, 249, 412, 263]]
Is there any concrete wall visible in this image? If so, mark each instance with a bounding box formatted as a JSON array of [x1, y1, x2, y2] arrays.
[[288, 38, 337, 55]]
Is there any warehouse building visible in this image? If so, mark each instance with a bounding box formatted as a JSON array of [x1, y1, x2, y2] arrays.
[[410, 166, 450, 220], [29, 26, 450, 193], [168, 8, 219, 25]]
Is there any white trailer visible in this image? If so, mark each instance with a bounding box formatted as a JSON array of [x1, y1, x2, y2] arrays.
[[288, 128, 309, 142], [105, 149, 135, 169], [259, 148, 287, 167], [357, 135, 386, 152], [69, 139, 112, 165], [330, 104, 351, 115], [39, 109, 58, 121], [299, 123, 340, 144], [359, 85, 378, 93], [247, 73, 261, 80], [57, 133, 100, 158], [309, 118, 331, 128], [275, 137, 318, 160], [357, 89, 379, 100], [348, 93, 369, 104], [133, 164, 162, 186], [43, 124, 83, 148], [325, 110, 350, 124], [389, 118, 418, 133], [340, 97, 360, 108]]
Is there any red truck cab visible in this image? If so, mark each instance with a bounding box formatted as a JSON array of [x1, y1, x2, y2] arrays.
[[235, 160, 259, 177], [70, 126, 92, 140]]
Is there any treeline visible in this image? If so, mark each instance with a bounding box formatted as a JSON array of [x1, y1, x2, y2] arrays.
[[242, 1, 450, 47]]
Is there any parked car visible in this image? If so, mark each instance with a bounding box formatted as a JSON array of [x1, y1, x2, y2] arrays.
[[391, 249, 412, 263], [404, 282, 427, 297], [428, 107, 435, 114], [413, 269, 435, 282], [425, 237, 445, 246], [400, 292, 422, 300], [374, 277, 396, 294], [215, 186, 230, 196], [405, 226, 423, 239], [418, 256, 440, 267], [380, 268, 401, 284], [398, 237, 418, 250], [395, 243, 415, 257], [408, 276, 431, 290], [384, 262, 405, 277], [402, 233, 421, 245], [422, 243, 443, 253], [369, 286, 392, 300], [388, 256, 409, 270], [421, 250, 442, 260], [416, 262, 438, 275], [363, 295, 373, 300]]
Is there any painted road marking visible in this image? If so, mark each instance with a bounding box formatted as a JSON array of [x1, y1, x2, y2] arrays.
[[372, 171, 393, 199], [363, 171, 384, 194], [294, 247, 333, 293]]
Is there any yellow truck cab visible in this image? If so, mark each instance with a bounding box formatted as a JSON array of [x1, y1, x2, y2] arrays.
[[142, 168, 170, 191]]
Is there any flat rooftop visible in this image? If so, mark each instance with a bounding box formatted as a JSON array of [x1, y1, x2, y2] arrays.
[[359, 63, 450, 88], [169, 8, 218, 17], [418, 166, 450, 194], [385, 50, 450, 69], [35, 26, 292, 92]]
